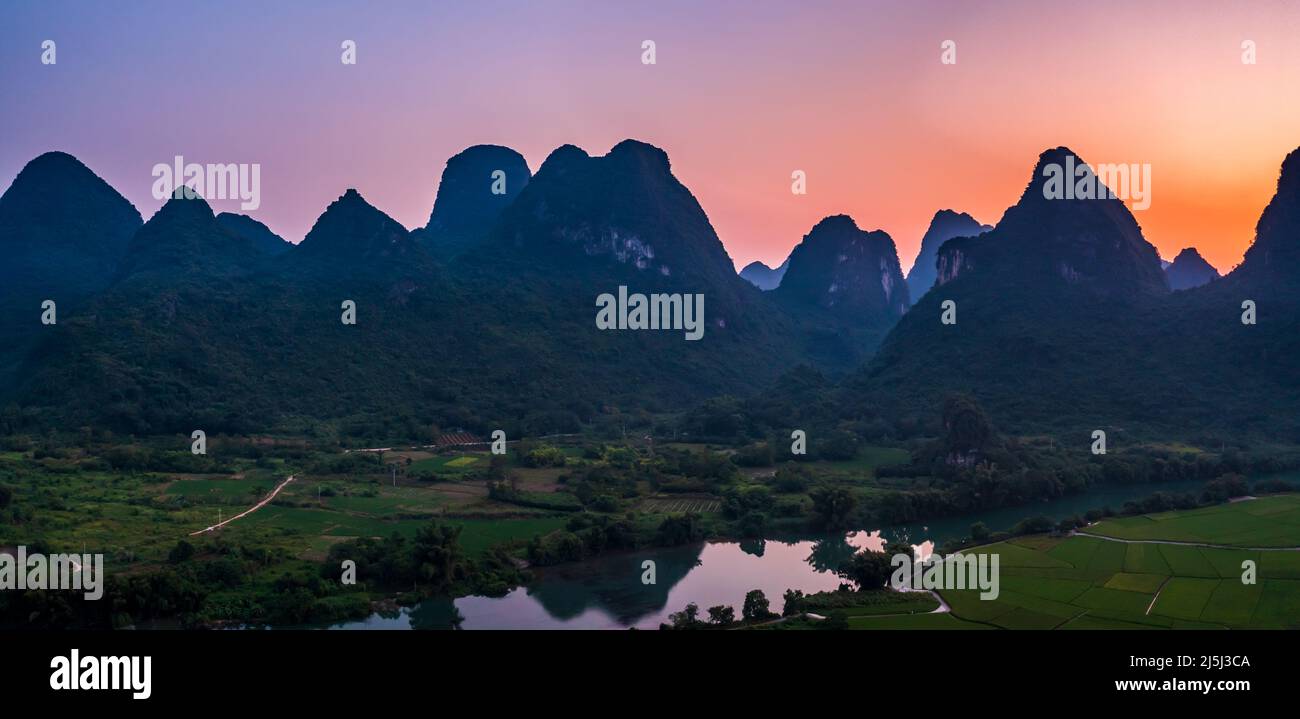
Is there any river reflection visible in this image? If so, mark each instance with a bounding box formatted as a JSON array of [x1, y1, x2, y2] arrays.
[[327, 478, 1213, 630], [337, 537, 853, 630], [333, 531, 938, 629]]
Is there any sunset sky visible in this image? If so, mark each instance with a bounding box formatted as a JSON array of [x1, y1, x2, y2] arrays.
[[3, 0, 1299, 274]]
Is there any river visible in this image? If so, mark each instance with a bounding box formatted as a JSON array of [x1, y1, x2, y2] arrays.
[[326, 478, 1216, 629]]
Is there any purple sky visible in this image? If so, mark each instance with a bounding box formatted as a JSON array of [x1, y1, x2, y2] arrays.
[[4, 0, 1299, 273]]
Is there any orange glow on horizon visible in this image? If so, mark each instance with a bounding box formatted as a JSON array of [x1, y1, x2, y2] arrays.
[[2, 0, 1297, 277]]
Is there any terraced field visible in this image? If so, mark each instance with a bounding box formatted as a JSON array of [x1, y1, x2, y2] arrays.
[[639, 497, 721, 513]]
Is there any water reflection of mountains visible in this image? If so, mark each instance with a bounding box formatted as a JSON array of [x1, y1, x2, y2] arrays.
[[463, 536, 864, 628], [525, 544, 707, 624], [398, 528, 1027, 629]]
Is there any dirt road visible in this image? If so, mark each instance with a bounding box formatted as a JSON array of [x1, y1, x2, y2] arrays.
[[188, 474, 296, 536]]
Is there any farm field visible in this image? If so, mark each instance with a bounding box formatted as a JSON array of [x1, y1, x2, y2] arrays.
[[930, 496, 1300, 629], [1083, 493, 1300, 547], [0, 446, 583, 570], [819, 446, 911, 476], [640, 497, 722, 514], [408, 454, 483, 475], [205, 478, 572, 557], [849, 613, 994, 630]]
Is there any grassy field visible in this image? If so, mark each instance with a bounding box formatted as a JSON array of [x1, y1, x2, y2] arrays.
[[17, 439, 1295, 630], [1084, 493, 1300, 547], [0, 440, 912, 570], [818, 446, 911, 475], [921, 496, 1300, 629], [408, 454, 483, 474], [0, 446, 581, 572], [849, 613, 995, 629]]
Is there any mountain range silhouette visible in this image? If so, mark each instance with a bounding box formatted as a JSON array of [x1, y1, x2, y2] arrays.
[[0, 140, 1295, 442]]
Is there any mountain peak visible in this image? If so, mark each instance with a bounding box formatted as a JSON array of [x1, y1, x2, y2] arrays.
[[536, 144, 591, 176], [1279, 147, 1300, 194], [0, 150, 144, 356], [489, 138, 761, 332], [155, 192, 215, 219], [296, 189, 418, 264], [739, 258, 790, 290], [608, 139, 671, 172], [329, 188, 382, 215], [116, 191, 259, 278], [1165, 247, 1219, 290], [1235, 146, 1300, 287], [775, 214, 909, 320], [936, 146, 1167, 297], [1018, 146, 1094, 206], [808, 214, 860, 234], [0, 151, 143, 276], [533, 140, 671, 181], [3, 151, 139, 218], [422, 144, 530, 253], [1032, 146, 1082, 171], [1173, 247, 1209, 263], [906, 209, 990, 300], [22, 150, 88, 173]]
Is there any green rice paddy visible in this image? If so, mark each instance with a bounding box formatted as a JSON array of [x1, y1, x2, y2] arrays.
[[882, 495, 1300, 629]]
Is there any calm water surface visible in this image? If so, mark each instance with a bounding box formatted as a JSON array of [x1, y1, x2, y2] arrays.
[[327, 478, 1224, 629]]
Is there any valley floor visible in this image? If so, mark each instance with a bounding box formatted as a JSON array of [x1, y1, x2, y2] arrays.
[[848, 495, 1300, 629]]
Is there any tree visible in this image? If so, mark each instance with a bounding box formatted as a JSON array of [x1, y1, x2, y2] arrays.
[[772, 464, 811, 493], [655, 512, 704, 546], [942, 394, 995, 454], [667, 602, 701, 629], [1057, 515, 1084, 533], [487, 454, 508, 482], [970, 521, 990, 541], [819, 429, 859, 461], [722, 485, 773, 519], [739, 511, 768, 538], [412, 521, 466, 592], [837, 550, 893, 590], [782, 589, 805, 617], [707, 605, 735, 626], [732, 442, 774, 467], [1201, 474, 1249, 503], [1010, 515, 1053, 536], [167, 540, 195, 564], [810, 486, 857, 530], [524, 445, 567, 468], [742, 589, 774, 622]]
